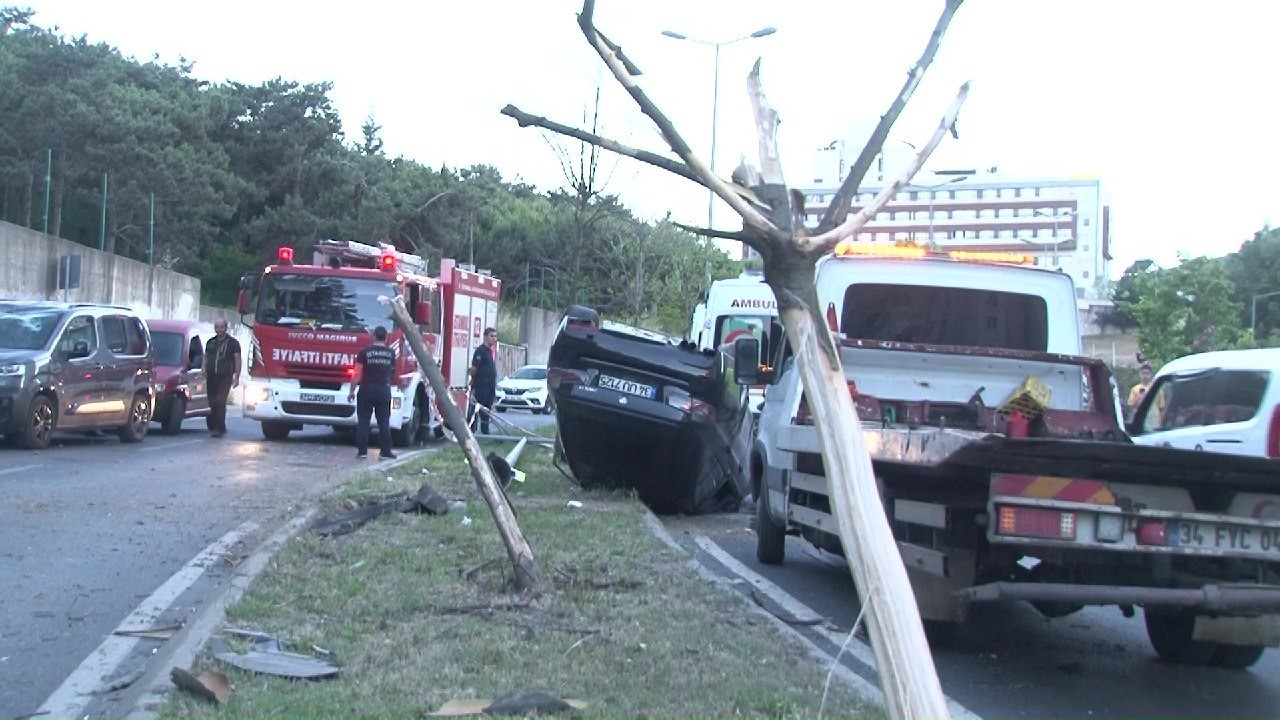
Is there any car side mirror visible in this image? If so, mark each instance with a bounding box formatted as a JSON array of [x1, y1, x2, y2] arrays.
[[237, 288, 251, 315], [414, 301, 432, 325], [68, 340, 91, 360], [733, 337, 761, 385]]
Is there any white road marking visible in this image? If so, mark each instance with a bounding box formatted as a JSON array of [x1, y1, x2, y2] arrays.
[[140, 439, 204, 452], [0, 463, 42, 476], [38, 519, 260, 720], [692, 534, 981, 720]]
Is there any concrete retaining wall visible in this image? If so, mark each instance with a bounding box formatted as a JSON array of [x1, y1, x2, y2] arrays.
[[518, 306, 560, 365], [0, 220, 201, 320]]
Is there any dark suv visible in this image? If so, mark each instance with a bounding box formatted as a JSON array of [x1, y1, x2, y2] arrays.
[[0, 302, 156, 449]]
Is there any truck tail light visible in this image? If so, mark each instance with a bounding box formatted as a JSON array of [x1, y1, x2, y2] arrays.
[[1136, 519, 1167, 546], [547, 367, 589, 392], [996, 505, 1077, 540], [1267, 405, 1280, 459]]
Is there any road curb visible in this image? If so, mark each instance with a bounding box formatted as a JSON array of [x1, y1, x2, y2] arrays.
[[121, 447, 436, 718]]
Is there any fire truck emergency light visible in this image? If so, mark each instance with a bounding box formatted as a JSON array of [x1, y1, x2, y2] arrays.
[[380, 253, 397, 272], [277, 247, 294, 265]]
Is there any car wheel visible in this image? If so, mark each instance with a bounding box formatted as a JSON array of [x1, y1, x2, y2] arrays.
[[261, 421, 291, 441], [20, 395, 55, 450], [540, 406, 553, 415], [118, 392, 151, 443], [755, 480, 786, 565], [392, 396, 420, 448], [496, 406, 508, 413], [161, 398, 185, 435]]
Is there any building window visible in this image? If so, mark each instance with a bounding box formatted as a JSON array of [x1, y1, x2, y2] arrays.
[[1083, 271, 1090, 279], [1082, 244, 1090, 252]]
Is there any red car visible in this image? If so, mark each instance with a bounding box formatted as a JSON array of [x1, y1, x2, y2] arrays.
[[147, 319, 214, 434]]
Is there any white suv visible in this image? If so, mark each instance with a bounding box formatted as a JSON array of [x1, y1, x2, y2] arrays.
[[495, 364, 552, 414]]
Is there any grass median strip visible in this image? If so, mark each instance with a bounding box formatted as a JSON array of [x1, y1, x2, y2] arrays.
[[163, 437, 875, 719]]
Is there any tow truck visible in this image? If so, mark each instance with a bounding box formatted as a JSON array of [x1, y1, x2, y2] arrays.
[[236, 240, 502, 443], [739, 241, 1280, 668]]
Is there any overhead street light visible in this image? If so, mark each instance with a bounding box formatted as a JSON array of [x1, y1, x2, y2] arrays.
[[661, 24, 777, 285], [905, 171, 975, 249]]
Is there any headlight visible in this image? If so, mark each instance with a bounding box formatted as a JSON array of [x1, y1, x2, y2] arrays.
[[153, 382, 166, 394], [249, 385, 271, 403], [391, 397, 402, 411], [0, 364, 25, 377]]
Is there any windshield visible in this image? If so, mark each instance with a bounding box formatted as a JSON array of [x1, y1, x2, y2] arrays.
[[511, 366, 548, 381], [255, 273, 397, 331], [0, 308, 64, 350], [152, 331, 186, 366]]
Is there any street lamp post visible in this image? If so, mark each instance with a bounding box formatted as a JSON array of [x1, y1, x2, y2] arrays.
[[662, 25, 776, 287], [1252, 290, 1280, 339], [1032, 208, 1075, 266], [904, 174, 971, 249]]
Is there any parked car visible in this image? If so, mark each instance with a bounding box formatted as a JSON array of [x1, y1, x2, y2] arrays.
[[0, 301, 156, 449], [496, 364, 552, 414], [548, 305, 752, 515], [148, 318, 214, 434], [1130, 348, 1280, 459]]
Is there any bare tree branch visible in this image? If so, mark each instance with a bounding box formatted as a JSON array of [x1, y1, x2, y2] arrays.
[[800, 82, 970, 254], [504, 104, 702, 185], [576, 0, 779, 238], [815, 0, 964, 233], [747, 60, 785, 186], [671, 222, 750, 241]]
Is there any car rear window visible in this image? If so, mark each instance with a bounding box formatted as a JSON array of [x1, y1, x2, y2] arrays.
[[841, 284, 1049, 351]]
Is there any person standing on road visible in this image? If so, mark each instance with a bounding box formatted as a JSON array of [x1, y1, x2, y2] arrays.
[[348, 325, 397, 460], [468, 327, 499, 435], [204, 318, 242, 438]]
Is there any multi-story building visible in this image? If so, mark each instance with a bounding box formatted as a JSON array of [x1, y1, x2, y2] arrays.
[[744, 142, 1115, 300]]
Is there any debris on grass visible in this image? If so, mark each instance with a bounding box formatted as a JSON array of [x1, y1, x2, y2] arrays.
[[311, 481, 452, 537], [427, 692, 588, 718], [94, 667, 145, 694], [170, 667, 232, 705], [211, 631, 341, 680]]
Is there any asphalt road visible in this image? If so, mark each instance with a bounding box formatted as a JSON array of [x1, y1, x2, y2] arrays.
[[670, 511, 1280, 719], [0, 406, 555, 720]]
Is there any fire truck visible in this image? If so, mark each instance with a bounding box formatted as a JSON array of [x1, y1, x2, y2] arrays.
[[235, 239, 502, 443]]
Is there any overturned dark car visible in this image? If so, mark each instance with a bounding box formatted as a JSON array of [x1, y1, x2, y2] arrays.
[[548, 306, 752, 515]]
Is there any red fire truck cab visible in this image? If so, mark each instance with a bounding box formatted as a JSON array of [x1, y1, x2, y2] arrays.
[[236, 240, 501, 443]]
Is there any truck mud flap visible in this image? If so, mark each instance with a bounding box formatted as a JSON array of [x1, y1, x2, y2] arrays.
[[958, 581, 1280, 614]]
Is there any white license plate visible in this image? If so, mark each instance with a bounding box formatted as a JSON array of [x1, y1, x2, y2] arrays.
[[299, 392, 334, 403], [598, 374, 656, 399], [1168, 520, 1280, 557]]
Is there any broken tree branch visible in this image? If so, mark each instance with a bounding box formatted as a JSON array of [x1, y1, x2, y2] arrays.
[[504, 104, 701, 185], [386, 298, 542, 591], [801, 82, 970, 255], [577, 0, 779, 239], [816, 0, 965, 233], [671, 222, 750, 241], [747, 59, 785, 186]]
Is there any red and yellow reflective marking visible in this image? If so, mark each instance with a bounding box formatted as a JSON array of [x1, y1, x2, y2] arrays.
[[991, 473, 1116, 506]]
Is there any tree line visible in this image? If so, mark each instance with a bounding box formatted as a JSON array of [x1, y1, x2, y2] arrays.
[[1101, 226, 1280, 366], [0, 7, 738, 333]]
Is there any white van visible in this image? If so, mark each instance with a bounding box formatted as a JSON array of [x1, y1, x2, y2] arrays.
[[1129, 348, 1280, 459]]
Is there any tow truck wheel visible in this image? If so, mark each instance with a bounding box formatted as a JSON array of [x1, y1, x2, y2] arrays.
[[1143, 610, 1216, 665], [755, 483, 786, 565], [261, 421, 291, 441], [1209, 643, 1266, 669]]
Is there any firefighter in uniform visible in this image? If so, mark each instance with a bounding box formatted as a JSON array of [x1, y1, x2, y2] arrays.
[[468, 327, 499, 435], [348, 325, 397, 460]]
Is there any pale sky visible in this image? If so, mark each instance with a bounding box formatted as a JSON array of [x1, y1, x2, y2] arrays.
[[19, 0, 1280, 278]]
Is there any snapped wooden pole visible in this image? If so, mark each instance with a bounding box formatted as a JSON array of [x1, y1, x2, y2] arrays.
[[387, 297, 543, 591]]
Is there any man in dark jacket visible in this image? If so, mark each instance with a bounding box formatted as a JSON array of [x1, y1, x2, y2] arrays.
[[468, 327, 498, 435], [348, 325, 397, 460], [204, 318, 242, 438]]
